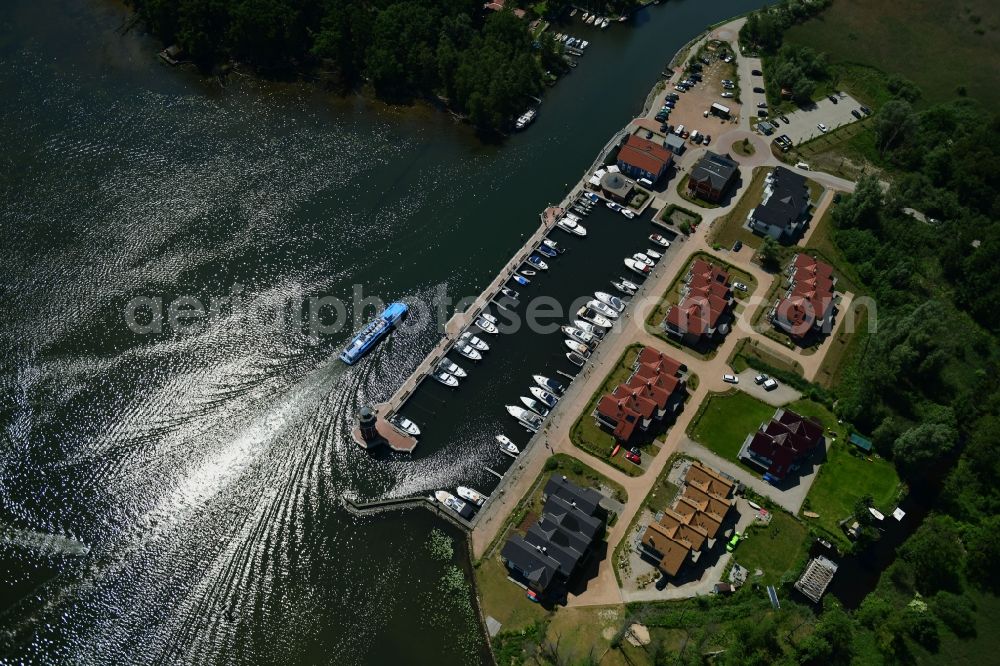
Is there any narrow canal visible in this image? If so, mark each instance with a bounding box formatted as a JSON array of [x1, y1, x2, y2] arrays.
[[0, 0, 769, 662]]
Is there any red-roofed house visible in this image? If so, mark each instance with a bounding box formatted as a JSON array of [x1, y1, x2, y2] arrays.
[[483, 0, 526, 18], [770, 254, 837, 339], [617, 135, 673, 183], [738, 408, 825, 481], [663, 259, 734, 345], [595, 395, 642, 441], [592, 346, 687, 442]]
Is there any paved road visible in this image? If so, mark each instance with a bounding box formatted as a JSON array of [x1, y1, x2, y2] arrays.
[[734, 369, 801, 406]]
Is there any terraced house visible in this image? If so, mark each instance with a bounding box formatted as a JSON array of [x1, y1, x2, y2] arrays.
[[738, 408, 824, 483], [770, 254, 837, 340], [663, 259, 734, 345], [593, 346, 687, 442], [616, 134, 673, 183]]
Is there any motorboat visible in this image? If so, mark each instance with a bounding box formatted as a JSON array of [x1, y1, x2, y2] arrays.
[[461, 331, 489, 351], [577, 307, 612, 328], [606, 201, 622, 211], [506, 405, 543, 432], [532, 374, 565, 395], [582, 11, 589, 21], [520, 396, 550, 418], [480, 312, 498, 325], [542, 239, 564, 253], [620, 277, 639, 292], [624, 258, 651, 276], [620, 208, 636, 220], [455, 344, 482, 361], [434, 490, 468, 516], [557, 218, 587, 236], [496, 434, 520, 455], [576, 198, 594, 209], [391, 416, 421, 436], [585, 14, 595, 24], [475, 317, 498, 335], [434, 371, 459, 387], [438, 359, 467, 378], [530, 386, 559, 408], [579, 40, 589, 49], [520, 269, 536, 276], [564, 212, 582, 222], [601, 18, 610, 28], [612, 280, 635, 296], [632, 253, 654, 267], [500, 287, 519, 300], [585, 192, 600, 203], [564, 339, 591, 357], [571, 206, 590, 217], [566, 351, 587, 367], [512, 274, 529, 286], [574, 319, 606, 339], [868, 507, 886, 521], [595, 291, 625, 312], [457, 486, 486, 507], [586, 299, 620, 320], [645, 248, 662, 261], [526, 255, 549, 270], [537, 244, 557, 258], [649, 234, 670, 248], [515, 108, 537, 131], [562, 325, 594, 346]]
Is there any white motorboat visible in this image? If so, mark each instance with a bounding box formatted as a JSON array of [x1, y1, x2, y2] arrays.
[[461, 331, 490, 351], [557, 218, 587, 236], [574, 319, 606, 339], [438, 359, 467, 378], [595, 291, 626, 313], [620, 208, 636, 219], [391, 416, 421, 436], [520, 396, 550, 418], [434, 490, 468, 515], [496, 434, 520, 455], [520, 269, 536, 276], [500, 287, 519, 300], [579, 40, 589, 49], [606, 201, 621, 211], [564, 339, 591, 357], [475, 317, 499, 334], [586, 299, 620, 320], [624, 258, 651, 276], [566, 351, 587, 367], [582, 11, 590, 21], [612, 280, 635, 296], [434, 371, 459, 387], [456, 344, 482, 361], [601, 18, 610, 28], [649, 234, 670, 248], [620, 278, 639, 291], [585, 14, 595, 24], [480, 312, 498, 325], [532, 374, 566, 395], [577, 307, 612, 328], [868, 507, 886, 521], [645, 248, 662, 261], [506, 405, 543, 432], [571, 206, 590, 217], [632, 253, 654, 267], [530, 386, 559, 408], [514, 108, 537, 131], [561, 325, 595, 346], [526, 255, 549, 271], [564, 212, 582, 222], [457, 486, 486, 506], [543, 239, 565, 253]]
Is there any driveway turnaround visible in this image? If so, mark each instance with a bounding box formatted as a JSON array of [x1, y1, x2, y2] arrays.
[[735, 369, 801, 406]]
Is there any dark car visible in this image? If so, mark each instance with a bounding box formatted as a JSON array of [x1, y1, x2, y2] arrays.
[[751, 69, 762, 75], [859, 105, 872, 115], [666, 93, 680, 101], [851, 109, 863, 119], [732, 240, 743, 252], [779, 114, 789, 123], [655, 112, 668, 122], [828, 94, 838, 104], [753, 86, 765, 93], [660, 123, 669, 132], [757, 109, 769, 117], [646, 130, 654, 139], [691, 73, 703, 82]]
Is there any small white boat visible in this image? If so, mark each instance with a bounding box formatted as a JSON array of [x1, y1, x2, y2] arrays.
[[530, 386, 558, 408], [500, 287, 519, 300], [438, 359, 467, 378], [533, 374, 565, 395], [620, 208, 636, 219], [562, 325, 594, 346], [457, 486, 486, 506], [475, 317, 499, 335], [392, 416, 421, 436], [456, 344, 482, 361], [566, 351, 587, 367], [868, 507, 886, 521], [526, 255, 549, 271], [595, 291, 625, 312], [579, 40, 589, 49], [587, 299, 620, 320], [577, 307, 612, 328], [434, 371, 459, 387], [600, 18, 610, 28], [434, 490, 468, 515], [625, 258, 651, 276], [506, 406, 542, 432], [633, 253, 654, 267], [574, 320, 606, 339], [542, 239, 564, 253], [564, 339, 591, 356], [586, 14, 595, 24], [645, 248, 662, 261], [649, 234, 670, 248], [461, 332, 489, 351], [520, 269, 536, 276], [612, 280, 635, 296], [520, 396, 550, 418], [557, 218, 587, 236], [620, 278, 639, 291], [582, 12, 589, 21], [480, 312, 498, 325], [496, 434, 520, 455]]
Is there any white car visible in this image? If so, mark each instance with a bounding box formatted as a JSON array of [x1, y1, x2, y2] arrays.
[[721, 92, 734, 98], [723, 374, 739, 384], [817, 123, 828, 133], [763, 378, 779, 391], [732, 281, 748, 292]]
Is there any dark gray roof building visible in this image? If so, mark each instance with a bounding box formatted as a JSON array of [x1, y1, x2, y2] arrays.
[[544, 475, 602, 516], [500, 535, 559, 590]]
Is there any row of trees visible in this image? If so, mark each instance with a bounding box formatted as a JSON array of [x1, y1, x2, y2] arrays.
[[739, 0, 832, 53], [134, 0, 555, 130]]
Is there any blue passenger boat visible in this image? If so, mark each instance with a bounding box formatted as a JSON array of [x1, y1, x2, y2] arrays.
[[339, 302, 409, 364]]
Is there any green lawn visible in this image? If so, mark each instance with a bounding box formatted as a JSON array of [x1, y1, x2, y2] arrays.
[[687, 391, 775, 461], [815, 302, 871, 389], [476, 556, 551, 632], [677, 174, 721, 209], [708, 167, 768, 250], [732, 510, 810, 585]]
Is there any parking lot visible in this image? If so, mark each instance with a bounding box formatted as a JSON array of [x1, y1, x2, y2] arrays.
[[766, 93, 866, 146]]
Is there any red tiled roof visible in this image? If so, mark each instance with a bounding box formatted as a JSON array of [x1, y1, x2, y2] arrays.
[[596, 395, 641, 440], [747, 409, 823, 479], [776, 254, 836, 337], [612, 384, 657, 419], [618, 135, 672, 176], [636, 347, 684, 376]]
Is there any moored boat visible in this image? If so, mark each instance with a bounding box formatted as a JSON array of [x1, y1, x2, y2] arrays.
[[532, 374, 565, 395], [501, 287, 519, 300], [496, 434, 520, 455], [562, 325, 595, 346], [391, 416, 420, 436], [434, 371, 459, 387], [606, 201, 621, 211], [595, 291, 625, 312], [512, 274, 529, 286], [566, 351, 587, 367], [456, 344, 482, 361], [461, 331, 489, 351], [645, 248, 662, 261], [574, 319, 606, 339], [620, 208, 636, 219], [624, 258, 651, 276], [542, 239, 564, 253], [530, 386, 558, 408], [564, 339, 591, 356], [632, 252, 654, 266], [438, 359, 467, 378], [557, 217, 587, 236], [526, 255, 549, 270], [475, 317, 499, 334], [585, 192, 600, 203], [620, 277, 639, 291], [520, 269, 536, 276], [537, 244, 557, 258], [649, 234, 670, 248], [612, 279, 635, 296], [434, 490, 469, 516], [520, 396, 550, 418], [586, 299, 620, 320], [577, 307, 612, 328], [457, 486, 486, 506], [506, 405, 542, 432]]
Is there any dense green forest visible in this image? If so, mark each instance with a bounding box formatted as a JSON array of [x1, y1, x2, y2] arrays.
[[133, 0, 566, 130]]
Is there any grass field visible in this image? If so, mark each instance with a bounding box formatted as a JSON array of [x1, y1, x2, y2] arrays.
[[784, 0, 1000, 109], [708, 167, 768, 250], [815, 301, 871, 388], [476, 556, 551, 631], [732, 510, 810, 585], [687, 391, 775, 461]]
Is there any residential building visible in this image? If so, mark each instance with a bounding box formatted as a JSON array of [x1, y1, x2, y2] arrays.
[[593, 346, 687, 442], [483, 0, 526, 18], [747, 167, 811, 241], [738, 408, 825, 481], [662, 259, 734, 345], [617, 134, 673, 183], [663, 133, 686, 155], [770, 254, 837, 339], [687, 151, 739, 202]]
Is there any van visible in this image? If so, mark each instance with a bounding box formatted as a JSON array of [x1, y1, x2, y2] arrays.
[[795, 162, 811, 171], [638, 178, 654, 188], [674, 124, 685, 136], [689, 130, 700, 142]]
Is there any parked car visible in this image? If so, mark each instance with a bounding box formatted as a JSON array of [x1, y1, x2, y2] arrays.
[[646, 130, 654, 139], [754, 374, 768, 385], [732, 240, 743, 252], [859, 105, 872, 115], [817, 123, 828, 133], [655, 113, 668, 122], [779, 114, 789, 124], [690, 73, 703, 82], [723, 374, 739, 384], [757, 109, 768, 117], [721, 92, 734, 98], [703, 135, 711, 145], [751, 68, 762, 75], [851, 109, 863, 119], [732, 281, 748, 291], [722, 54, 734, 63], [795, 161, 811, 170], [625, 450, 641, 464], [757, 102, 768, 108], [721, 79, 734, 85], [763, 378, 779, 391], [704, 109, 710, 117], [666, 93, 680, 101], [726, 533, 742, 552], [660, 123, 669, 132], [674, 85, 687, 92], [752, 86, 765, 93], [681, 130, 689, 138], [828, 94, 838, 104]]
